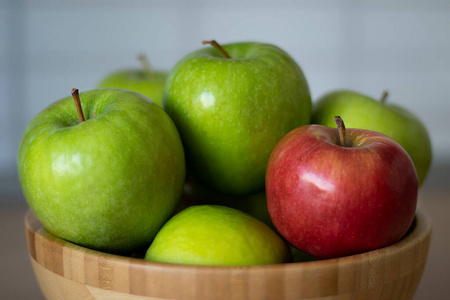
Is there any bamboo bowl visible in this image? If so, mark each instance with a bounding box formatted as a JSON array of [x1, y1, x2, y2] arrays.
[[25, 208, 431, 300]]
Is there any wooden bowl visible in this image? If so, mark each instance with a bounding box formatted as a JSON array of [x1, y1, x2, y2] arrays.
[[25, 208, 431, 300]]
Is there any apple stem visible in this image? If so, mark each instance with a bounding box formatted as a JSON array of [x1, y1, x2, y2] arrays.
[[334, 116, 346, 147], [202, 40, 231, 59], [380, 90, 389, 104], [71, 88, 85, 123], [138, 54, 153, 78]]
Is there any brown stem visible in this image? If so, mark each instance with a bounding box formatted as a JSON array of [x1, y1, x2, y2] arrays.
[[138, 54, 153, 78], [334, 116, 346, 147], [71, 88, 85, 123], [380, 90, 389, 104], [202, 40, 231, 59]]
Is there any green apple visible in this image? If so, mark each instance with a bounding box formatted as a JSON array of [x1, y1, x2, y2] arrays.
[[97, 55, 168, 106], [145, 205, 292, 266], [312, 90, 432, 186], [17, 88, 186, 254], [163, 40, 311, 195]]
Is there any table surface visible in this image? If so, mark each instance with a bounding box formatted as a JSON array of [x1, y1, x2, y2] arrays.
[[1, 186, 448, 300]]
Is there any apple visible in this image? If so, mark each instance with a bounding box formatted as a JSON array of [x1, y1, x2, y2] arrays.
[[97, 55, 168, 106], [145, 205, 292, 266], [17, 88, 186, 254], [163, 40, 311, 195], [265, 116, 418, 259], [312, 90, 432, 186]]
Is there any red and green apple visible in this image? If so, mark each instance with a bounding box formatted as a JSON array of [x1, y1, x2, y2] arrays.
[[266, 116, 418, 259]]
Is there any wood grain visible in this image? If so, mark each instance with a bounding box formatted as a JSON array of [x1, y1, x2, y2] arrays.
[[24, 208, 431, 300]]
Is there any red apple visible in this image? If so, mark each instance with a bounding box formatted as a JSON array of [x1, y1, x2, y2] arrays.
[[265, 117, 418, 259]]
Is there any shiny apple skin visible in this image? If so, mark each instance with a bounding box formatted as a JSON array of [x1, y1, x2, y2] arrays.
[[18, 89, 186, 254], [265, 124, 418, 259], [164, 42, 311, 195]]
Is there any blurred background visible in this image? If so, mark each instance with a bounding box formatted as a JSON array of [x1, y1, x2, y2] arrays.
[[1, 0, 449, 299]]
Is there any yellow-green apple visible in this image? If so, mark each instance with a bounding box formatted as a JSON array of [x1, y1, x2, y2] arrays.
[[97, 55, 168, 106], [266, 116, 418, 259], [145, 205, 292, 266], [312, 90, 432, 186], [164, 40, 311, 195], [17, 88, 185, 254]]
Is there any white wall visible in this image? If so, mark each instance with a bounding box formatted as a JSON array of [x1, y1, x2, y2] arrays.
[[1, 0, 449, 190]]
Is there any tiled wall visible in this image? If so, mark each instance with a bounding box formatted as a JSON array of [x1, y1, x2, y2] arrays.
[[2, 0, 449, 181]]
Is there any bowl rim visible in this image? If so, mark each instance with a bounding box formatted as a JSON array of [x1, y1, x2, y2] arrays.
[[25, 207, 432, 299], [25, 206, 431, 272]]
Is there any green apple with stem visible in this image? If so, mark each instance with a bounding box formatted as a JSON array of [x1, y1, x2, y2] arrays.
[[17, 88, 185, 254], [97, 55, 168, 106], [312, 90, 432, 186], [145, 205, 292, 266], [164, 40, 311, 195]]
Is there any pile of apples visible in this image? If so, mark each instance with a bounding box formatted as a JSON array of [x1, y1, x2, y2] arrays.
[[17, 40, 432, 265]]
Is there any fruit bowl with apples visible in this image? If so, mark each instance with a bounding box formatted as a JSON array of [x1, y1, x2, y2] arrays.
[[20, 40, 433, 300]]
